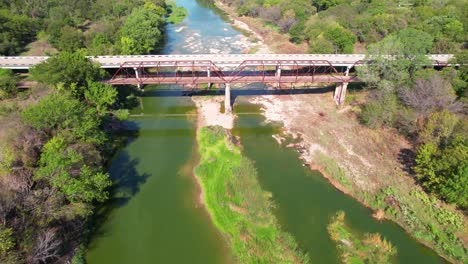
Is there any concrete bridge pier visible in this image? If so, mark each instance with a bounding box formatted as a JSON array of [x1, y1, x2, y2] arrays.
[[133, 67, 144, 90], [275, 66, 282, 88], [225, 83, 232, 113], [334, 82, 348, 105], [334, 66, 352, 105], [207, 67, 211, 89]]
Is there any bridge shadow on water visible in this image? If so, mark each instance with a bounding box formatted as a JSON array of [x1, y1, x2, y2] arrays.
[[142, 85, 335, 106]]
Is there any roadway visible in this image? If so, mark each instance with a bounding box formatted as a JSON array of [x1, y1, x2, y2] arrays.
[[0, 54, 455, 69]]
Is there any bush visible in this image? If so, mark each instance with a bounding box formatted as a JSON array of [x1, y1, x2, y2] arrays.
[[0, 69, 17, 99]]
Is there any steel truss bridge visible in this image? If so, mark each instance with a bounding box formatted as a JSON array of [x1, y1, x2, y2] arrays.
[[0, 54, 455, 111]]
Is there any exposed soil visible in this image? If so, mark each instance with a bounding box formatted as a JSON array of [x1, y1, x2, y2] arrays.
[[249, 93, 415, 195], [192, 96, 234, 129]]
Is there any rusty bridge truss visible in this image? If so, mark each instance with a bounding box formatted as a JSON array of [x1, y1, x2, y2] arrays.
[[106, 59, 362, 87]]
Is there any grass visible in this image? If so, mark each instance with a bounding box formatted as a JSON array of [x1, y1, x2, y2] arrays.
[[370, 187, 467, 262], [328, 211, 397, 264], [314, 152, 353, 190], [195, 126, 309, 263]]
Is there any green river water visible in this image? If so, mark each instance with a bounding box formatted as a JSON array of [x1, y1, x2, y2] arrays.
[[86, 0, 445, 263]]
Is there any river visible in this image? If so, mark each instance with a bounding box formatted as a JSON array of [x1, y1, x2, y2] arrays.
[[86, 0, 445, 263]]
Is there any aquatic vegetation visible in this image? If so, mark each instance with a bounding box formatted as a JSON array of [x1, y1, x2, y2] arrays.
[[195, 126, 308, 263], [328, 211, 397, 264]]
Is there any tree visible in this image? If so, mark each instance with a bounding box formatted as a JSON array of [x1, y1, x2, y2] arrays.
[[399, 74, 461, 116], [0, 69, 17, 99], [0, 225, 14, 256], [84, 81, 117, 113], [0, 9, 37, 55], [21, 93, 105, 144], [30, 51, 105, 98], [415, 136, 468, 207], [36, 136, 112, 204], [57, 26, 84, 52], [418, 110, 459, 146], [119, 6, 165, 54], [323, 25, 356, 53]]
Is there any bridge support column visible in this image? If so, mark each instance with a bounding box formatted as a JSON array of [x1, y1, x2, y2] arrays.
[[225, 83, 232, 113], [207, 67, 211, 89], [334, 65, 352, 106], [275, 66, 282, 88], [334, 82, 348, 105], [133, 67, 143, 90]]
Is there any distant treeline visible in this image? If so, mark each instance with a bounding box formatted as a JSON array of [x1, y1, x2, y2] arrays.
[[219, 0, 466, 54], [0, 0, 172, 55]]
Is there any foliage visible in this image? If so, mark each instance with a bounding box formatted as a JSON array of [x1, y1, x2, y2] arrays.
[[195, 126, 309, 263], [372, 187, 467, 262], [328, 211, 397, 264], [415, 136, 468, 207], [57, 26, 84, 52], [0, 9, 37, 55], [219, 0, 465, 54], [36, 136, 112, 204], [119, 5, 165, 54], [21, 93, 105, 144], [166, 1, 187, 24], [30, 51, 105, 97], [0, 225, 14, 256], [0, 69, 18, 99], [417, 110, 459, 146], [314, 152, 352, 189], [84, 81, 118, 113], [399, 74, 460, 117], [322, 26, 356, 53]]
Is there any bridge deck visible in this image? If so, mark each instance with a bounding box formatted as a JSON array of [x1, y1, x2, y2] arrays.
[[105, 75, 358, 85], [0, 54, 455, 69]]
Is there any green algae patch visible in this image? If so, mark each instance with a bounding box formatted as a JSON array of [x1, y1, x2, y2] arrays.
[[195, 126, 309, 263], [328, 211, 397, 264]]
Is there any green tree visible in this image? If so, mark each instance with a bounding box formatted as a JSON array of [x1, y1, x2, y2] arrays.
[[57, 26, 84, 52], [119, 6, 165, 54], [0, 9, 37, 55], [415, 137, 468, 207], [418, 110, 459, 146], [0, 69, 17, 99], [289, 22, 306, 44], [36, 136, 111, 204], [0, 225, 14, 256], [323, 26, 356, 53], [30, 51, 105, 98], [21, 93, 105, 144], [84, 81, 117, 113]]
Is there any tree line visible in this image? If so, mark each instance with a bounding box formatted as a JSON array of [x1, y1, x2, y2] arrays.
[[357, 31, 467, 209], [0, 0, 178, 56], [219, 0, 466, 54], [0, 51, 137, 263], [219, 0, 467, 212]]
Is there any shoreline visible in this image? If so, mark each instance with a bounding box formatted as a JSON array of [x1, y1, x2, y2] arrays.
[[193, 5, 466, 262], [214, 0, 307, 54]]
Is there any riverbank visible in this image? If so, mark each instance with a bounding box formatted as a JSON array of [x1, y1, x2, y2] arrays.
[[247, 94, 467, 263], [214, 1, 306, 54], [194, 125, 308, 263], [211, 2, 467, 261]]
